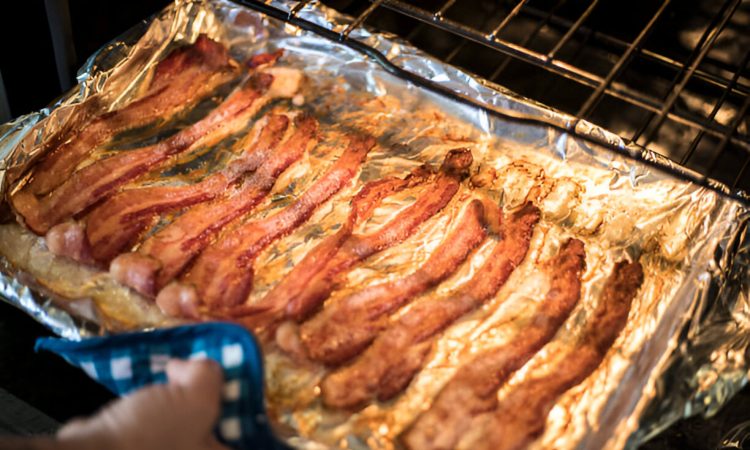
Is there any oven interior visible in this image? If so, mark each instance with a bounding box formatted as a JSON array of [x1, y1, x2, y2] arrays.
[[0, 0, 749, 449], [312, 0, 750, 192]]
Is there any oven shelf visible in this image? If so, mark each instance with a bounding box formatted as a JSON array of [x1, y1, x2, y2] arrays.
[[309, 0, 750, 192]]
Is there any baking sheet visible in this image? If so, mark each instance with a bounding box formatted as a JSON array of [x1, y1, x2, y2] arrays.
[[0, 0, 748, 449]]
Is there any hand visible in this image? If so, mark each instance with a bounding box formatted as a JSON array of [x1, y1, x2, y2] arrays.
[[1, 359, 229, 450]]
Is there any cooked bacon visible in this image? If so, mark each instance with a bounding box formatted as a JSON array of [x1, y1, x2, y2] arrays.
[[109, 114, 318, 297], [469, 260, 644, 450], [217, 172, 430, 322], [401, 238, 586, 450], [25, 35, 238, 196], [320, 202, 540, 409], [301, 199, 489, 366], [229, 149, 473, 330], [177, 133, 375, 309], [82, 115, 290, 263], [12, 71, 292, 235]]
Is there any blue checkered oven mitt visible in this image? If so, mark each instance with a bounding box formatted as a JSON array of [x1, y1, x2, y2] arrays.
[[35, 322, 289, 450]]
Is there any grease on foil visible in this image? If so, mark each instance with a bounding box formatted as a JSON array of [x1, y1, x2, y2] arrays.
[[0, 1, 748, 449]]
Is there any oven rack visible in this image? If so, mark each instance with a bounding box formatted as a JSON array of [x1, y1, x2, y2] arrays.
[[235, 0, 749, 205]]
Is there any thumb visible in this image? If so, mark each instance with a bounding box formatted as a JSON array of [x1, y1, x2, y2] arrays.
[[166, 358, 224, 419]]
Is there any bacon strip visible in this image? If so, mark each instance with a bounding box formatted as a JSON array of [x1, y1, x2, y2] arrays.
[[217, 170, 430, 321], [83, 115, 289, 263], [177, 133, 375, 309], [469, 260, 644, 450], [159, 167, 425, 319], [301, 199, 488, 366], [25, 35, 238, 196], [231, 149, 473, 330], [13, 69, 298, 234], [109, 114, 317, 297], [320, 203, 540, 409], [401, 238, 586, 450]]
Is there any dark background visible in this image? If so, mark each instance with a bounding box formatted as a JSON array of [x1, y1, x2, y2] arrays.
[[0, 0, 170, 120], [0, 1, 749, 449]]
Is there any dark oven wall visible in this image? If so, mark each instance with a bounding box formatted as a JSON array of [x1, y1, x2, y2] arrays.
[[0, 0, 170, 121]]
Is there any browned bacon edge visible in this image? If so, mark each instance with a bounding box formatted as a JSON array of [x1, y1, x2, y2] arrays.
[[320, 202, 540, 410], [12, 69, 291, 235], [25, 35, 239, 197], [109, 114, 317, 298], [301, 198, 489, 366], [162, 172, 424, 319], [172, 133, 376, 311], [229, 149, 473, 332], [401, 238, 586, 450], [219, 169, 431, 322], [470, 260, 644, 450], [82, 115, 290, 263]]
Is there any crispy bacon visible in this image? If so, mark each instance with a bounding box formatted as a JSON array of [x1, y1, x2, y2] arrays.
[[320, 203, 540, 409], [82, 115, 290, 263], [301, 199, 489, 366], [401, 238, 586, 450], [229, 149, 473, 330], [109, 114, 318, 297], [469, 260, 644, 450], [13, 72, 286, 235], [177, 133, 375, 309], [217, 172, 429, 322], [25, 35, 238, 196]]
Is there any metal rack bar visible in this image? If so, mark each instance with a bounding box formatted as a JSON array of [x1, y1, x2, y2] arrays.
[[489, 0, 530, 39], [576, 0, 671, 119], [546, 0, 599, 60], [629, 3, 733, 145], [634, 0, 742, 146], [232, 0, 748, 204], [489, 0, 568, 81], [341, 0, 382, 39], [680, 50, 750, 167], [707, 93, 750, 175], [435, 0, 457, 18], [289, 0, 313, 18], [518, 4, 750, 98], [377, 0, 750, 150]]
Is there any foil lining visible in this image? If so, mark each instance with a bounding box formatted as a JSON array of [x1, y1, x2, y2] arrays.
[[0, 0, 748, 449]]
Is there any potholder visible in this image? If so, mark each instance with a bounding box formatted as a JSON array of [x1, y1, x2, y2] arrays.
[[35, 322, 288, 450]]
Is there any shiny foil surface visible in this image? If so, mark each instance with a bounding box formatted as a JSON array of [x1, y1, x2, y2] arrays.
[[0, 1, 748, 449]]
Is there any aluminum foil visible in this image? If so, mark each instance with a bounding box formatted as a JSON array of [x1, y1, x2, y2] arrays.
[[0, 0, 749, 449]]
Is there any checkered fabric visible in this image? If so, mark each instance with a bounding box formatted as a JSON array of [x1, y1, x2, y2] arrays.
[[35, 322, 288, 450]]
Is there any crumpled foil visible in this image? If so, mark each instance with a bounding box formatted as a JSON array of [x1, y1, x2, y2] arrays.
[[0, 0, 748, 449]]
